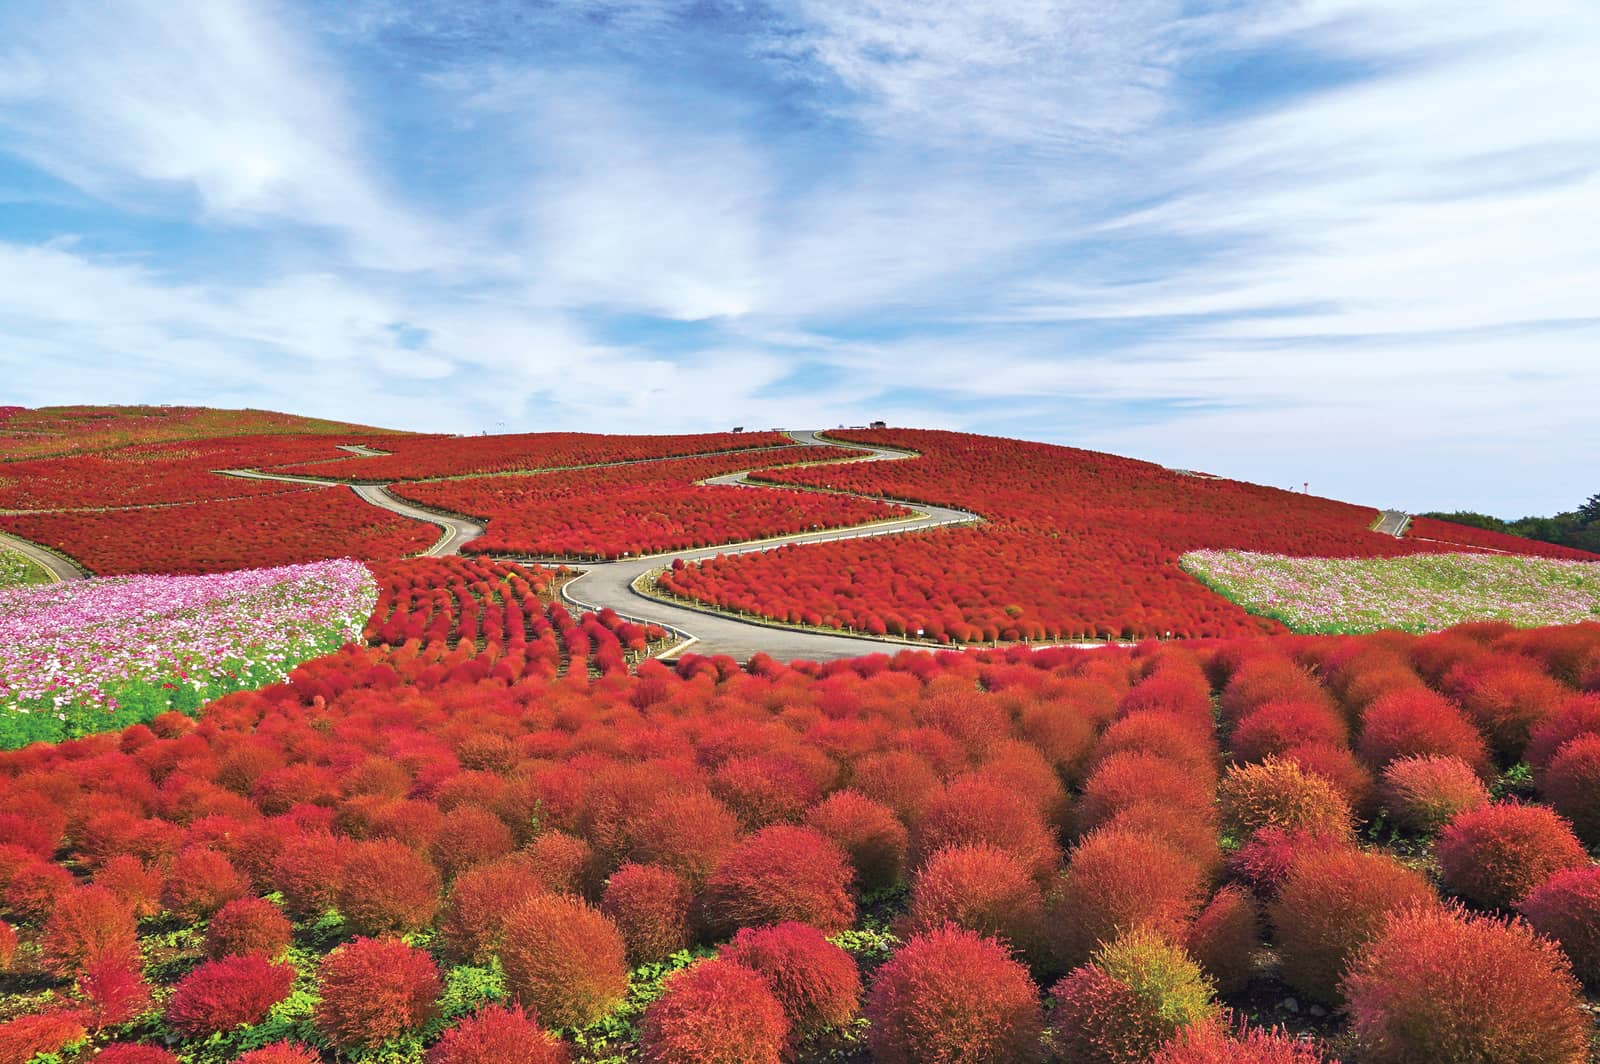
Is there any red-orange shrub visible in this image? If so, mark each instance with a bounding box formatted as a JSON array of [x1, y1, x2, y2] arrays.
[[1267, 848, 1438, 1003], [1436, 802, 1589, 909], [1229, 828, 1348, 897], [7, 859, 76, 922], [1184, 886, 1259, 995], [271, 830, 347, 918], [1218, 759, 1353, 841], [161, 846, 248, 922], [440, 855, 548, 963], [235, 1044, 321, 1064], [337, 838, 441, 935], [38, 884, 138, 978], [93, 1046, 180, 1064], [721, 921, 861, 1034], [204, 896, 292, 960], [1380, 755, 1489, 833], [1046, 829, 1206, 971], [1343, 905, 1587, 1064], [77, 953, 154, 1028], [1542, 734, 1600, 845], [638, 959, 789, 1064], [1526, 693, 1600, 777], [1231, 701, 1346, 764], [1451, 661, 1571, 761], [497, 893, 629, 1028], [910, 776, 1061, 879], [425, 1004, 568, 1064], [314, 938, 440, 1050], [628, 791, 741, 885], [1078, 752, 1213, 836], [0, 920, 14, 969], [164, 954, 296, 1036], [866, 926, 1043, 1064], [522, 831, 599, 897], [0, 1011, 88, 1062], [1356, 689, 1490, 775], [905, 843, 1045, 958], [1519, 865, 1600, 985], [705, 826, 855, 935], [804, 789, 907, 892], [1151, 1019, 1328, 1062], [429, 806, 515, 880], [600, 862, 692, 965], [94, 855, 163, 918]]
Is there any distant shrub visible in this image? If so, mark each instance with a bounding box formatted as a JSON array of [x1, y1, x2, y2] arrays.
[[1343, 905, 1587, 1064], [497, 893, 629, 1028], [1436, 802, 1588, 909], [1380, 755, 1489, 833], [722, 921, 861, 1034], [1184, 886, 1259, 995], [1093, 711, 1217, 779], [1221, 659, 1330, 727], [1046, 829, 1206, 973], [164, 954, 296, 1036], [638, 959, 789, 1064], [865, 926, 1044, 1064], [1451, 661, 1571, 761], [1050, 927, 1219, 1064], [38, 884, 139, 978], [910, 776, 1061, 879], [600, 862, 692, 965], [337, 838, 441, 935], [1231, 700, 1347, 764], [440, 855, 548, 964], [204, 896, 292, 960], [6, 859, 76, 922], [1268, 848, 1438, 1004], [426, 1004, 568, 1064], [1218, 758, 1352, 841], [1151, 1019, 1328, 1062], [713, 753, 822, 828], [1519, 865, 1600, 985], [804, 789, 908, 892], [430, 805, 516, 880], [1356, 689, 1490, 775], [314, 937, 441, 1050], [1541, 734, 1600, 845], [705, 826, 856, 935], [1078, 752, 1214, 836], [905, 843, 1046, 958]]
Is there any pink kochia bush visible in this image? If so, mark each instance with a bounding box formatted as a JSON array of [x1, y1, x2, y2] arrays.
[[638, 958, 789, 1064], [163, 954, 296, 1036], [314, 938, 441, 1050], [1379, 755, 1489, 834], [865, 926, 1044, 1064], [1342, 905, 1588, 1064]]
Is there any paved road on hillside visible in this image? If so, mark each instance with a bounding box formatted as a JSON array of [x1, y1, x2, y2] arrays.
[[1374, 509, 1411, 537], [230, 430, 983, 660], [0, 530, 87, 582]]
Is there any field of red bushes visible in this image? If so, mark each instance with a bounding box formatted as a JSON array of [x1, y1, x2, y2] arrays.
[[3, 551, 1599, 1061], [0, 406, 394, 462], [394, 446, 909, 561], [0, 489, 439, 576], [653, 429, 1597, 642]]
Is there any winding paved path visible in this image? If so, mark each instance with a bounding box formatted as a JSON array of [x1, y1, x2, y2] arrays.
[[0, 530, 87, 582], [229, 430, 983, 660]]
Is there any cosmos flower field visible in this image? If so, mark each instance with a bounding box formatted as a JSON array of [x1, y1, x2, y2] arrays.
[[1, 407, 1599, 1063]]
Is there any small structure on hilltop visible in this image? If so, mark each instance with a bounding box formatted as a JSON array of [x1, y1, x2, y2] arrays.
[[870, 420, 887, 430]]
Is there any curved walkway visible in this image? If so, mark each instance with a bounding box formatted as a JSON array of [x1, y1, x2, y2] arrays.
[[229, 430, 982, 660], [1373, 509, 1411, 537], [0, 529, 88, 582]]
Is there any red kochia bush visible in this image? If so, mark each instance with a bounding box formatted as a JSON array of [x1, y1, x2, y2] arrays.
[[911, 776, 1062, 879], [628, 791, 741, 886], [1151, 1020, 1328, 1062], [1356, 689, 1490, 775], [905, 843, 1046, 958], [497, 893, 629, 1028], [866, 926, 1044, 1064], [1541, 734, 1600, 845], [1436, 802, 1589, 910], [164, 954, 296, 1036], [804, 790, 907, 893], [1380, 755, 1489, 833], [440, 856, 549, 963], [93, 1046, 181, 1064], [1231, 700, 1347, 764], [1526, 693, 1600, 777], [38, 884, 139, 977], [1077, 752, 1214, 836], [430, 806, 516, 880], [600, 862, 693, 965], [1229, 828, 1348, 897], [205, 896, 293, 960], [6, 859, 75, 922], [337, 838, 441, 935], [705, 826, 856, 935], [1046, 829, 1206, 971], [721, 921, 862, 1034], [1184, 886, 1260, 995], [314, 938, 441, 1050], [1049, 928, 1220, 1064], [1519, 865, 1600, 985], [1267, 848, 1438, 1004], [77, 953, 154, 1028], [1343, 906, 1587, 1064], [1453, 662, 1571, 761], [161, 845, 248, 922], [271, 830, 348, 918], [234, 1045, 322, 1064], [94, 855, 163, 918], [0, 1011, 89, 1062], [638, 959, 789, 1064], [426, 1004, 568, 1064]]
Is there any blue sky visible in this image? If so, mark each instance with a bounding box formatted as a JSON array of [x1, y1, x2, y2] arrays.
[[2, 1, 1596, 517]]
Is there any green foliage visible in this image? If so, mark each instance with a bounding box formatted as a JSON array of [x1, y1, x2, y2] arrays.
[[830, 926, 900, 963], [1422, 493, 1600, 554], [1492, 761, 1537, 801], [1092, 928, 1218, 1028], [0, 548, 50, 588], [566, 947, 714, 1064]]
